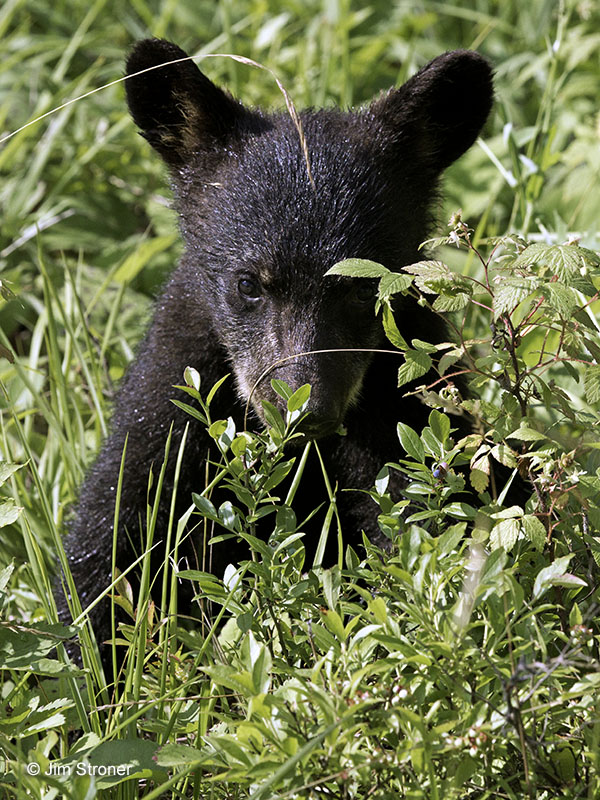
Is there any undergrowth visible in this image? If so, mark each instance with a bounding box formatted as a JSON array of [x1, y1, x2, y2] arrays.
[[1, 0, 600, 798]]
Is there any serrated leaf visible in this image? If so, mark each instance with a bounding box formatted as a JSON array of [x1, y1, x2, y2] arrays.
[[433, 292, 471, 311], [378, 272, 413, 299], [522, 515, 546, 551], [493, 277, 538, 318], [325, 258, 390, 278], [584, 365, 600, 404], [0, 463, 22, 488], [490, 444, 518, 468], [403, 260, 450, 293], [514, 243, 599, 292], [397, 350, 432, 388], [470, 467, 489, 493], [397, 422, 425, 462], [438, 350, 462, 375], [412, 339, 438, 353], [543, 283, 578, 318], [508, 424, 547, 442], [489, 518, 520, 551], [0, 500, 22, 527]]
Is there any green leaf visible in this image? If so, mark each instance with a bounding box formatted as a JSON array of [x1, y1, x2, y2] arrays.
[[397, 350, 432, 388], [263, 460, 294, 491], [156, 743, 205, 768], [490, 444, 518, 468], [378, 271, 413, 299], [438, 523, 466, 555], [0, 563, 14, 593], [382, 303, 409, 350], [321, 608, 346, 640], [0, 463, 22, 488], [271, 379, 293, 401], [522, 515, 546, 551], [397, 423, 425, 462], [170, 399, 208, 424], [206, 374, 230, 405], [432, 292, 471, 311], [325, 258, 390, 278], [493, 277, 538, 318], [83, 739, 165, 788], [533, 554, 585, 600], [412, 339, 438, 353], [202, 664, 256, 697], [508, 423, 547, 442], [438, 349, 462, 375], [490, 518, 520, 551], [428, 410, 450, 443], [454, 755, 479, 787], [569, 603, 583, 627], [403, 260, 451, 293], [443, 502, 477, 520], [183, 366, 201, 391], [490, 505, 524, 519], [584, 365, 600, 404], [544, 283, 578, 317], [192, 493, 218, 520], [261, 400, 285, 433], [287, 383, 311, 412], [552, 744, 577, 784], [470, 467, 489, 493], [0, 499, 22, 527], [513, 242, 599, 292], [0, 623, 74, 668]]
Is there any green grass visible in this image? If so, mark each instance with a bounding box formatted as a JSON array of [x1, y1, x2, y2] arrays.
[[1, 0, 600, 797]]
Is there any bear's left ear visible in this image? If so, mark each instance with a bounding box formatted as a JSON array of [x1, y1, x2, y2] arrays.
[[371, 50, 493, 173], [125, 38, 257, 166]]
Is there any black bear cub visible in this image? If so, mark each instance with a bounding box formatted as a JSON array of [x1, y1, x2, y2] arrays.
[[60, 39, 493, 651]]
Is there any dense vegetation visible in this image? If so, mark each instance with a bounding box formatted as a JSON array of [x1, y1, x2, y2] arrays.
[[1, 0, 599, 797]]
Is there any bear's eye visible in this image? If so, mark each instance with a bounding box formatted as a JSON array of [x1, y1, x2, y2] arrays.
[[352, 281, 377, 304], [238, 276, 262, 299]]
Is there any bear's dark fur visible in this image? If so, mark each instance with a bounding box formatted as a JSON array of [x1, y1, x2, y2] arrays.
[[59, 39, 493, 651]]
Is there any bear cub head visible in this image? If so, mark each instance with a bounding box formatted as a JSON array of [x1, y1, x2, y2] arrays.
[[125, 39, 493, 437]]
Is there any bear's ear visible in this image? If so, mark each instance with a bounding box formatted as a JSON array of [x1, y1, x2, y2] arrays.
[[371, 50, 493, 173], [125, 38, 251, 166]]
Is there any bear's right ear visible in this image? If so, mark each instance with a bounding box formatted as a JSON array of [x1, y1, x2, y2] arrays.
[[371, 50, 494, 174], [125, 39, 250, 166]]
